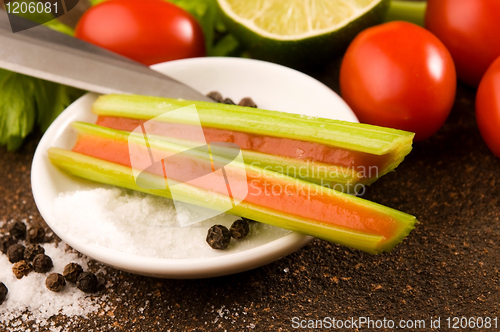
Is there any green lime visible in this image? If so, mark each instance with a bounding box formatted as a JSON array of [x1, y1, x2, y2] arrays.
[[217, 0, 390, 67]]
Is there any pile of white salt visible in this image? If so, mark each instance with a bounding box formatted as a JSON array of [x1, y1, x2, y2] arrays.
[[50, 187, 291, 259], [0, 241, 109, 330]]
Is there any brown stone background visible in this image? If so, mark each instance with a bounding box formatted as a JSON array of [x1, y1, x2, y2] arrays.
[[1, 0, 500, 331]]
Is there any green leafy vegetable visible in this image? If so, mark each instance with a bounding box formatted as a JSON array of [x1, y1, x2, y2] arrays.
[[0, 69, 84, 151], [34, 80, 85, 132], [0, 1, 82, 151], [0, 70, 37, 151], [209, 33, 242, 57]]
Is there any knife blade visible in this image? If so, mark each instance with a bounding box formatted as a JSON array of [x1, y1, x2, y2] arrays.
[[0, 12, 211, 101]]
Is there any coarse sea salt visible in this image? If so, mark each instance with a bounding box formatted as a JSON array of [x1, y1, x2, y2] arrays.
[[50, 187, 291, 259], [0, 242, 108, 330]]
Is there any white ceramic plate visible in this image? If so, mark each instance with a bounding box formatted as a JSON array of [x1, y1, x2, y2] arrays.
[[31, 57, 358, 279]]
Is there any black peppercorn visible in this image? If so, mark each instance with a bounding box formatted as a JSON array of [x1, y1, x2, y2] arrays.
[[206, 225, 231, 250], [238, 97, 257, 108], [12, 260, 31, 279], [27, 225, 45, 243], [32, 254, 53, 273], [230, 219, 250, 239], [242, 217, 257, 224], [23, 244, 45, 262], [76, 272, 98, 293], [7, 243, 25, 263], [9, 221, 26, 239], [207, 91, 224, 103], [63, 262, 83, 283], [223, 98, 235, 105], [0, 236, 17, 254], [46, 273, 66, 292], [0, 282, 7, 305]]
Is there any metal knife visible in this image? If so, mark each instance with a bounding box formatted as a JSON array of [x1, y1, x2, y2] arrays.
[[0, 11, 211, 101]]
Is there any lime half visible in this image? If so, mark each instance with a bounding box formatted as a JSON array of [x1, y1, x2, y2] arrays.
[[217, 0, 389, 67]]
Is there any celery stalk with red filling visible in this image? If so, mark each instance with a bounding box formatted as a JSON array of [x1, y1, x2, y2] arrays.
[[91, 94, 415, 191], [48, 121, 417, 254]]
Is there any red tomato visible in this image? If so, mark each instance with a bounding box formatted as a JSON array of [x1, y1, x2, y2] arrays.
[[476, 57, 500, 158], [425, 0, 500, 87], [340, 21, 456, 141], [75, 0, 205, 66]]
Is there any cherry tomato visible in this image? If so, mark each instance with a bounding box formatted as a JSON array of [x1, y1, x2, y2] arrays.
[[425, 0, 500, 87], [340, 21, 456, 141], [75, 0, 205, 66], [476, 57, 500, 158]]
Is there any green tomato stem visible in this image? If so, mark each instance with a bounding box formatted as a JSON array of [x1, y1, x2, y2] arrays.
[[384, 0, 427, 27]]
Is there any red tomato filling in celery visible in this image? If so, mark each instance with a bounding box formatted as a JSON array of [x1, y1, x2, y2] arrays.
[[96, 115, 392, 176], [73, 134, 399, 240]]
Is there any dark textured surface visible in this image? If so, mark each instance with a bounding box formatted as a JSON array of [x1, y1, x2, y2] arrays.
[[1, 69, 500, 331]]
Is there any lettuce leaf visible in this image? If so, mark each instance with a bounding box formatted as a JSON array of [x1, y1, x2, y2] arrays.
[[0, 69, 84, 151], [0, 70, 37, 151], [34, 80, 85, 132], [0, 1, 82, 151]]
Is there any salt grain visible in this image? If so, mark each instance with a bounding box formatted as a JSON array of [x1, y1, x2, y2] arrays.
[[0, 242, 108, 328], [50, 187, 290, 259]]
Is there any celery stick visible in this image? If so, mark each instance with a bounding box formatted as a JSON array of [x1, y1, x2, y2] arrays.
[[50, 122, 417, 253], [74, 122, 366, 192], [92, 94, 414, 156], [48, 147, 416, 253]]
